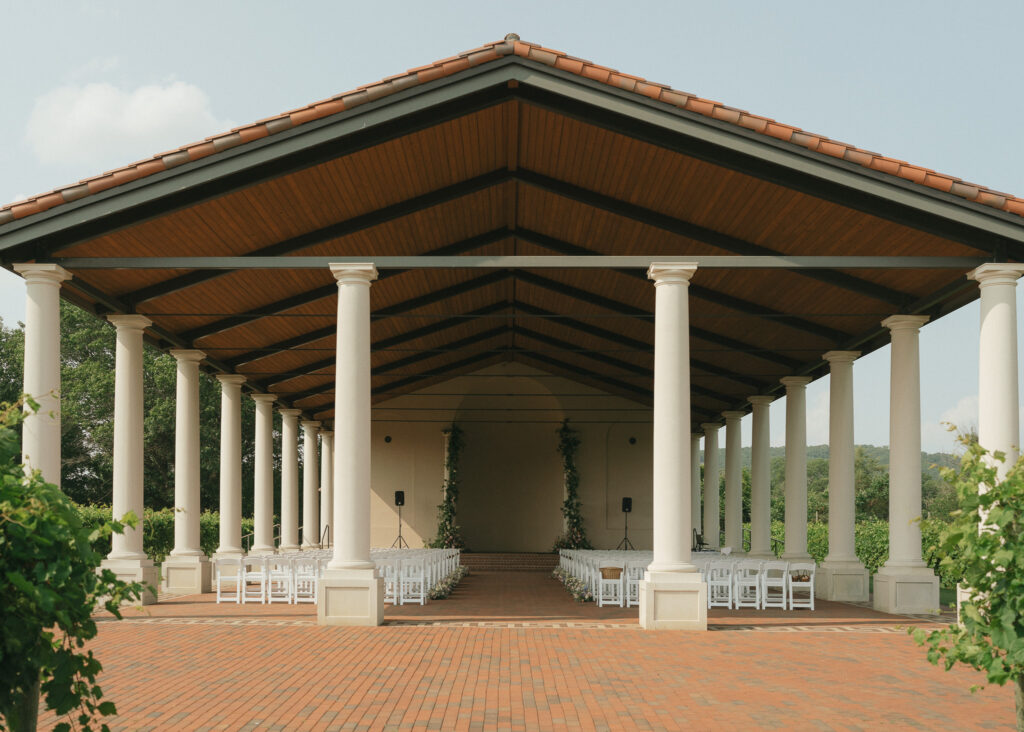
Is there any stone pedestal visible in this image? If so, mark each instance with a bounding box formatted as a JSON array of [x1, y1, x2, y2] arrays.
[[873, 568, 939, 615], [816, 561, 869, 602], [161, 556, 212, 595], [639, 572, 707, 630], [101, 559, 160, 605], [317, 570, 384, 626]]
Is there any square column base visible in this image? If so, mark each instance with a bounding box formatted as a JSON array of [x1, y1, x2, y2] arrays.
[[815, 560, 869, 602], [161, 555, 212, 595], [872, 568, 940, 615], [100, 559, 161, 605], [639, 571, 707, 630], [317, 570, 384, 626]]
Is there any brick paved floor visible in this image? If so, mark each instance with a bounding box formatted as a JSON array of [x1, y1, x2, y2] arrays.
[[44, 571, 1014, 730]]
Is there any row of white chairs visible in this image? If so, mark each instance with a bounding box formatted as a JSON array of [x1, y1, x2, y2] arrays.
[[559, 550, 653, 608], [706, 559, 816, 611], [213, 548, 461, 607]]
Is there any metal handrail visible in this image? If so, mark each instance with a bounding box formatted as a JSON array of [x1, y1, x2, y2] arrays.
[[320, 524, 331, 549], [242, 523, 280, 553], [741, 527, 784, 557]]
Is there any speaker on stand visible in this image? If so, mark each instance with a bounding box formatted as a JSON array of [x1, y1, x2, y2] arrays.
[[616, 496, 635, 550], [391, 490, 409, 548]]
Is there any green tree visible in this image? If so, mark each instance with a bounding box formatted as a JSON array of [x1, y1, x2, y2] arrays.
[[807, 457, 829, 523], [854, 446, 889, 520], [910, 437, 1024, 728], [0, 400, 148, 731]]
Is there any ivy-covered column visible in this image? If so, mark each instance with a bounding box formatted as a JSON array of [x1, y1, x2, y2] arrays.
[[431, 426, 466, 548], [553, 420, 591, 550]]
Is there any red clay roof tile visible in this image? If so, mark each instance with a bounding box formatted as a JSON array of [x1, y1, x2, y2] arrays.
[[4, 36, 1023, 225]]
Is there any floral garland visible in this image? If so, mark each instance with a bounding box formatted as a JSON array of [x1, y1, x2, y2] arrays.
[[552, 419, 593, 551], [429, 425, 467, 549], [428, 565, 469, 600], [552, 567, 593, 602]]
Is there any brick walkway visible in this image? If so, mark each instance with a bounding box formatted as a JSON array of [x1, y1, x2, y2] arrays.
[[44, 571, 1014, 730]]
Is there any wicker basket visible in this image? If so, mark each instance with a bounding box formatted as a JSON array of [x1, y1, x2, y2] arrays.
[[599, 566, 622, 580]]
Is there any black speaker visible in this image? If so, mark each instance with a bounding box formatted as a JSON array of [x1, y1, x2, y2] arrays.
[[394, 490, 405, 507], [621, 497, 632, 513]]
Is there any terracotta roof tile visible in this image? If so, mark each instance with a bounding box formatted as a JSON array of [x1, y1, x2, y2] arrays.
[[4, 36, 1023, 225]]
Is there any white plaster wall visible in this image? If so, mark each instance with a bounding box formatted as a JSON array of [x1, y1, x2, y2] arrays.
[[368, 362, 654, 552]]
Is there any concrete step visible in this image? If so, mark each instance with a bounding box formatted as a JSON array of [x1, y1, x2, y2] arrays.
[[460, 552, 559, 572]]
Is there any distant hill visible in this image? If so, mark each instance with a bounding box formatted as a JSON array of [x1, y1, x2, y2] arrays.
[[702, 445, 957, 480]]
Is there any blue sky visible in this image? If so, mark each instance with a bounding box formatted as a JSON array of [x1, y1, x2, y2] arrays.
[[1, 0, 1021, 452]]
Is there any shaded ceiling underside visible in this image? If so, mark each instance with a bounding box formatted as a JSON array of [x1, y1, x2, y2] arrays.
[[3, 63, 1020, 429]]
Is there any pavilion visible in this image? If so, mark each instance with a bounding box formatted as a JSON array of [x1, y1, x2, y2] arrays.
[[2, 35, 1022, 630]]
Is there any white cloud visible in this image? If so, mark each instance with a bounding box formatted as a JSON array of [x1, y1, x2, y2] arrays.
[[69, 56, 120, 80], [25, 81, 234, 168], [6, 193, 28, 205], [922, 393, 978, 453]]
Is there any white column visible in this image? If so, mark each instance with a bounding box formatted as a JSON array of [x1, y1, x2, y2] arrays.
[[320, 430, 334, 547], [214, 375, 246, 557], [302, 420, 321, 548], [250, 394, 277, 555], [968, 264, 1024, 477], [639, 263, 706, 631], [278, 409, 302, 552], [721, 411, 744, 552], [817, 350, 868, 601], [874, 315, 939, 614], [690, 433, 702, 541], [318, 263, 383, 626], [13, 263, 71, 487], [163, 349, 211, 593], [780, 376, 812, 560], [748, 396, 774, 558], [102, 314, 158, 602], [701, 423, 721, 550]]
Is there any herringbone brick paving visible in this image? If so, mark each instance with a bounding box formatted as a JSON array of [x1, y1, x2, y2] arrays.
[[44, 571, 1014, 730]]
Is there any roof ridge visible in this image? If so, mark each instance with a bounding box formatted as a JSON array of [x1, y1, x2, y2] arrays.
[[3, 36, 1023, 227]]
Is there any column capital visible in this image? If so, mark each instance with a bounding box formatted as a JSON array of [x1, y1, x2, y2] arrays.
[[302, 419, 322, 429], [823, 350, 860, 364], [700, 422, 721, 433], [647, 262, 698, 286], [330, 262, 378, 284], [169, 349, 206, 363], [967, 263, 1024, 287], [107, 314, 152, 331], [881, 314, 929, 332], [780, 376, 812, 389], [215, 374, 247, 387], [748, 395, 775, 407], [13, 262, 72, 284], [319, 429, 334, 439], [721, 410, 745, 421], [250, 393, 277, 404], [279, 408, 302, 418]]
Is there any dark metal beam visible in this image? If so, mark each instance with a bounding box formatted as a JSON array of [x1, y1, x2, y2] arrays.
[[512, 349, 652, 402], [513, 227, 851, 342], [124, 170, 513, 306], [515, 271, 803, 370], [179, 227, 513, 343], [226, 271, 512, 369]]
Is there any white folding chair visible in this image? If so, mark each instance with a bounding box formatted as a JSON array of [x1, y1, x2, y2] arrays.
[[292, 557, 318, 604], [214, 557, 242, 604], [380, 559, 399, 604], [733, 559, 763, 609], [241, 556, 267, 604], [707, 560, 734, 609], [761, 560, 789, 610], [399, 557, 427, 605], [597, 562, 624, 607], [788, 561, 816, 611], [624, 561, 644, 608], [267, 558, 293, 604]]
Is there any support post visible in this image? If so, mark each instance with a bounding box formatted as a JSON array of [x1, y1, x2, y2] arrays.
[[302, 420, 321, 548], [701, 423, 721, 551], [873, 315, 939, 614], [250, 394, 277, 555], [13, 263, 71, 487], [747, 396, 774, 558], [722, 411, 744, 553], [816, 351, 868, 601], [690, 433, 702, 546], [780, 377, 812, 561], [101, 315, 159, 602], [639, 263, 706, 630], [319, 430, 334, 547], [162, 349, 211, 594], [214, 375, 246, 558], [278, 409, 302, 552], [318, 263, 384, 626]]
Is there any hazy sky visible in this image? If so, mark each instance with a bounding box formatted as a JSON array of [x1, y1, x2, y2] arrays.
[[1, 0, 1022, 452]]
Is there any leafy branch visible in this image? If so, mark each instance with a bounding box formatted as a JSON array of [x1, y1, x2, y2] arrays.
[[429, 425, 466, 549], [553, 419, 592, 551]]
